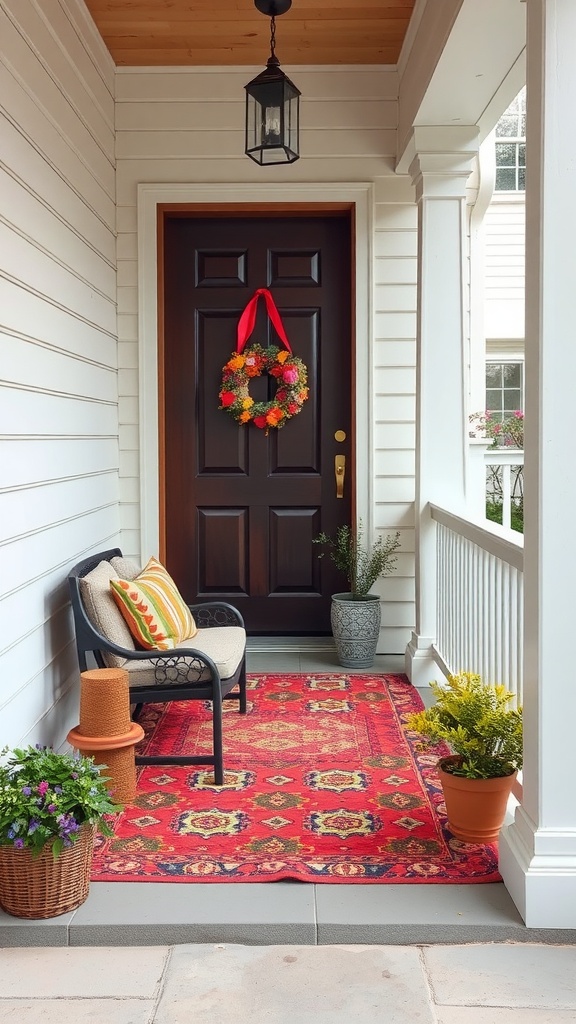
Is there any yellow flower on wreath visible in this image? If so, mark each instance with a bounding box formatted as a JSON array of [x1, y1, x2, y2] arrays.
[[242, 397, 254, 409], [276, 350, 289, 364], [227, 354, 246, 371]]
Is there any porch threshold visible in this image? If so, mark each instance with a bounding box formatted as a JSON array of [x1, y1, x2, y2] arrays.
[[1, 881, 576, 947], [246, 636, 337, 654]]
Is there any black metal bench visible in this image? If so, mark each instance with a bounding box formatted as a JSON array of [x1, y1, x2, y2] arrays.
[[68, 548, 247, 784]]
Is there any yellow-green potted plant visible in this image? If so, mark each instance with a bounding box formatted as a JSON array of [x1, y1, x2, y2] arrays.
[[0, 744, 121, 918], [313, 521, 400, 668], [406, 671, 523, 844]]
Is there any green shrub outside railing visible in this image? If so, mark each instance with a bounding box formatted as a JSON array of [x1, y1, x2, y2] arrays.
[[470, 410, 524, 534], [486, 498, 524, 533]]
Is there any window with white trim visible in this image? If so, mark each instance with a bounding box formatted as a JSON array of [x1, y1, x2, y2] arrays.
[[485, 361, 524, 420], [495, 88, 526, 192]]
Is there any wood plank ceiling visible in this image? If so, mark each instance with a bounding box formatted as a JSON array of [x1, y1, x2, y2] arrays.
[[83, 0, 416, 67]]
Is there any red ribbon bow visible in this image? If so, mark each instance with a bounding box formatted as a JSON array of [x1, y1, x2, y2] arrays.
[[236, 288, 292, 354]]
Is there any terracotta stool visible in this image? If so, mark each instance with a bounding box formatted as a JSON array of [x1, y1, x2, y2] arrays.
[[67, 668, 144, 804]]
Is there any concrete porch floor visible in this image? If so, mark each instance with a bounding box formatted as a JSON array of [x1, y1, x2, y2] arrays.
[[1, 647, 575, 948]]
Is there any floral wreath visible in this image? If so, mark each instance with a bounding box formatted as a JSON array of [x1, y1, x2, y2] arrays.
[[219, 344, 308, 431], [219, 288, 309, 432]]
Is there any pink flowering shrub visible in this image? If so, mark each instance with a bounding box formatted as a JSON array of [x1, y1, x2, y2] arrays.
[[469, 410, 524, 449]]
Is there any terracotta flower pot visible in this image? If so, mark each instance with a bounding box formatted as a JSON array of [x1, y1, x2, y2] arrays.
[[437, 755, 517, 845]]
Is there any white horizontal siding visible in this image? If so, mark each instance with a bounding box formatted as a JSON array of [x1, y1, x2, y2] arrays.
[[0, 277, 117, 365], [116, 128, 397, 161], [0, 386, 118, 436], [0, 0, 117, 748], [115, 66, 399, 102], [2, 114, 115, 256], [116, 98, 397, 132], [1, 332, 116, 397], [372, 190, 417, 652], [1, 438, 119, 489], [484, 197, 525, 340], [0, 222, 116, 333]]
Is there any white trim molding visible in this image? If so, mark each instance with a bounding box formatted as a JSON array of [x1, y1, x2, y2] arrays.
[[137, 181, 374, 558]]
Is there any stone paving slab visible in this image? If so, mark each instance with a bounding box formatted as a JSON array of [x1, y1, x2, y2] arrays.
[[423, 943, 576, 1009], [154, 943, 436, 1024], [0, 999, 156, 1024], [436, 1010, 576, 1024], [0, 946, 169, 999]]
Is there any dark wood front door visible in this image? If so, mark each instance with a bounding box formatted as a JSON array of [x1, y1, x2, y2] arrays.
[[162, 210, 353, 634]]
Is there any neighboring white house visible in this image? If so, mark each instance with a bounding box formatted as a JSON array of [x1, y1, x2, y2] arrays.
[[484, 87, 526, 419]]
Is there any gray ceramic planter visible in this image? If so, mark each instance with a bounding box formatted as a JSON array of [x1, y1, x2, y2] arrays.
[[330, 592, 382, 668]]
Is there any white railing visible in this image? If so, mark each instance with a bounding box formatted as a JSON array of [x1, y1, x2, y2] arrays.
[[430, 504, 524, 707], [484, 449, 524, 531]]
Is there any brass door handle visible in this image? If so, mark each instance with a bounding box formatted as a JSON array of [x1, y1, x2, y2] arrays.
[[335, 455, 345, 498]]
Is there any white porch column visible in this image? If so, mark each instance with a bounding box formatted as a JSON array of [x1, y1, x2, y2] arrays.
[[499, 0, 576, 928], [405, 127, 479, 687]]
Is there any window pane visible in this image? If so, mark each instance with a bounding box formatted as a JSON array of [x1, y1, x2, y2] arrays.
[[486, 390, 502, 412], [486, 364, 502, 387], [496, 115, 517, 137], [496, 168, 516, 190], [504, 389, 522, 410], [496, 143, 516, 165], [518, 167, 526, 190], [503, 364, 521, 387], [519, 143, 526, 167]]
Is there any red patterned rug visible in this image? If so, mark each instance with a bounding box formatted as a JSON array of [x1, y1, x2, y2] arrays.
[[91, 673, 501, 883]]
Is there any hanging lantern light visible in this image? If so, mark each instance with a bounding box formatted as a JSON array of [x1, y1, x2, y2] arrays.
[[245, 0, 300, 165]]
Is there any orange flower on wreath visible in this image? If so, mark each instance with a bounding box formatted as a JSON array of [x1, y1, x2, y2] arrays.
[[266, 407, 284, 426]]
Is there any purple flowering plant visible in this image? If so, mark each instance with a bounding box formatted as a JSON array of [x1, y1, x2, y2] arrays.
[[0, 745, 121, 859]]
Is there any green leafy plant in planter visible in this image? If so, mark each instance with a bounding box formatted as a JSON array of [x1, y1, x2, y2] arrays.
[[0, 744, 120, 858], [313, 521, 401, 599], [313, 521, 400, 668], [406, 672, 523, 844], [406, 671, 523, 779]]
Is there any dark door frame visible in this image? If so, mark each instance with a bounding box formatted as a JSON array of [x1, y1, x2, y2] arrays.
[[156, 201, 357, 563]]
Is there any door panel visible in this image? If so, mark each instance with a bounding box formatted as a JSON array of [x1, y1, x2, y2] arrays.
[[162, 213, 352, 634]]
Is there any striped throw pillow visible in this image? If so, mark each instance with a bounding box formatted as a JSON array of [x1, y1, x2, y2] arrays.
[[110, 557, 198, 650]]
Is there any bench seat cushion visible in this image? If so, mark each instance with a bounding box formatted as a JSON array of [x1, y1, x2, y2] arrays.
[[123, 626, 246, 688]]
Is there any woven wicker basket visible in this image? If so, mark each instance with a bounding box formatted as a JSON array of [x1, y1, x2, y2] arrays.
[[0, 823, 95, 919]]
